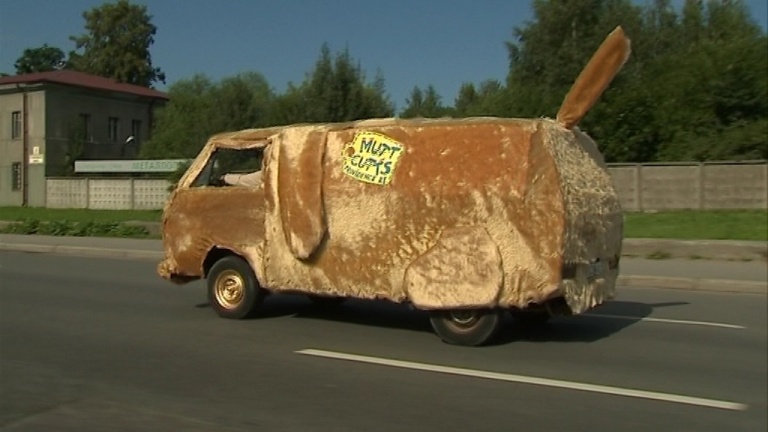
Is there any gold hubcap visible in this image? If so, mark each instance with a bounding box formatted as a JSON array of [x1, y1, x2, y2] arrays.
[[214, 270, 245, 309]]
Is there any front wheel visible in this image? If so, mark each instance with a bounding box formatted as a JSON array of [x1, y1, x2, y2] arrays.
[[207, 255, 264, 319], [429, 309, 504, 346]]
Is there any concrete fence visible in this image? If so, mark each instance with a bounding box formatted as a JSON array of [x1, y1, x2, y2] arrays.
[[46, 178, 170, 210], [43, 161, 768, 211], [607, 161, 767, 211]]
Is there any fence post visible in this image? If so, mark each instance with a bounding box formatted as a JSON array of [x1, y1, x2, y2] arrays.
[[636, 164, 643, 212], [130, 178, 135, 210], [698, 163, 705, 210], [763, 164, 768, 210], [85, 177, 90, 209]]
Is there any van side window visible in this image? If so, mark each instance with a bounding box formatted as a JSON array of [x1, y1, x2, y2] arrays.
[[191, 148, 264, 188]]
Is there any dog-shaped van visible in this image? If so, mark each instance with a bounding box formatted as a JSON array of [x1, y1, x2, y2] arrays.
[[158, 27, 630, 346]]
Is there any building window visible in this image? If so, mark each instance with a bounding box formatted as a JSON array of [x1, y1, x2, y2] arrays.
[[108, 117, 119, 142], [11, 111, 22, 139], [79, 114, 91, 141], [131, 120, 141, 144], [11, 162, 22, 191]]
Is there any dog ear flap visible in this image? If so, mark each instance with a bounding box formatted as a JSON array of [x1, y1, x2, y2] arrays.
[[277, 128, 327, 259]]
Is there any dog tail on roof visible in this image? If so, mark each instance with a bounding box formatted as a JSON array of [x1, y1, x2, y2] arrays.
[[556, 26, 632, 130]]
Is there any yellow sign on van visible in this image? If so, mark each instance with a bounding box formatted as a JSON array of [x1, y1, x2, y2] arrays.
[[342, 132, 405, 185]]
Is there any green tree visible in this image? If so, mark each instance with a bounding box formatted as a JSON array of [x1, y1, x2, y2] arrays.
[[140, 73, 274, 159], [68, 0, 165, 87], [504, 0, 644, 120], [400, 85, 450, 118], [271, 44, 394, 124], [139, 75, 215, 158], [14, 44, 67, 74], [501, 0, 766, 162], [453, 80, 506, 117], [650, 1, 767, 161]]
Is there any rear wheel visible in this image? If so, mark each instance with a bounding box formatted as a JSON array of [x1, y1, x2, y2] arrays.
[[429, 309, 504, 346], [207, 255, 264, 319]]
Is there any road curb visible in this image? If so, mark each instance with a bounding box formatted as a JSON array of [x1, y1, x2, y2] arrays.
[[616, 275, 767, 295], [0, 243, 164, 261], [2, 242, 765, 295]]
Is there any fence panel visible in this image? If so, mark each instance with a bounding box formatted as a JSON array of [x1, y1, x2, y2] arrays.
[[606, 165, 640, 211], [639, 164, 701, 210], [88, 179, 133, 210], [132, 179, 171, 210], [45, 178, 88, 209], [702, 163, 768, 209]]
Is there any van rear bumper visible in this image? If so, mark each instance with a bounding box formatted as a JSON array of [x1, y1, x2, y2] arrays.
[[559, 254, 621, 314]]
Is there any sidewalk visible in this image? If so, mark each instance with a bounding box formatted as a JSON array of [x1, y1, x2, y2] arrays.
[[1, 233, 765, 294]]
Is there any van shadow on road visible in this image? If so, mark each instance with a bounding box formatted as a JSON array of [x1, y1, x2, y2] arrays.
[[199, 295, 689, 345], [494, 301, 689, 345]]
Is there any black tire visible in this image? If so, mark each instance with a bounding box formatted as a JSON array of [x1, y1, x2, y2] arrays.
[[207, 255, 264, 319], [307, 295, 346, 308], [429, 309, 504, 346]]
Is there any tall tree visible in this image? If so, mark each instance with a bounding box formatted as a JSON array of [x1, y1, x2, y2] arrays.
[[141, 73, 274, 159], [400, 85, 450, 118], [68, 0, 165, 87], [504, 0, 644, 121], [271, 44, 394, 124], [500, 0, 765, 162], [14, 44, 67, 74], [453, 80, 506, 117]]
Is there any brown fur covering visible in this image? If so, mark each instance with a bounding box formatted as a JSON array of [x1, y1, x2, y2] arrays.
[[157, 186, 266, 282], [256, 118, 613, 311], [404, 226, 503, 309]]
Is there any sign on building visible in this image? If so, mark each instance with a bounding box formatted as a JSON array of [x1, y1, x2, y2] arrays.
[[74, 159, 189, 173]]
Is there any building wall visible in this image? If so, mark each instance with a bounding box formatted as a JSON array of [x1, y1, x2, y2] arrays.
[[45, 87, 158, 176], [0, 89, 46, 206], [0, 81, 164, 208]]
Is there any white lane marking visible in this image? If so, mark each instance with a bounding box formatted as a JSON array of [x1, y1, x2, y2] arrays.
[[297, 349, 747, 411], [581, 313, 745, 329]]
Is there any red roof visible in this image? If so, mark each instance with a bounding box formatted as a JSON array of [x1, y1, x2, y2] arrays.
[[0, 70, 169, 100]]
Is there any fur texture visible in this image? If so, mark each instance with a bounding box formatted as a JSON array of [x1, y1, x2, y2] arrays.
[[404, 226, 503, 309]]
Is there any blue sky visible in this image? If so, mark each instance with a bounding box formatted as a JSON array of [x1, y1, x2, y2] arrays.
[[1, 0, 766, 110]]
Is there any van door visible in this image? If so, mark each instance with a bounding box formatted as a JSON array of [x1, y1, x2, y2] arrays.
[[162, 147, 267, 278]]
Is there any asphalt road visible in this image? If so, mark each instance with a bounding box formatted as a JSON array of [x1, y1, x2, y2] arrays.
[[1, 251, 766, 432]]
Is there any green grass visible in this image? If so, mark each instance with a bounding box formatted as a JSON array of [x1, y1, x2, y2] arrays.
[[623, 210, 767, 241], [0, 207, 765, 241], [0, 207, 161, 223]]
